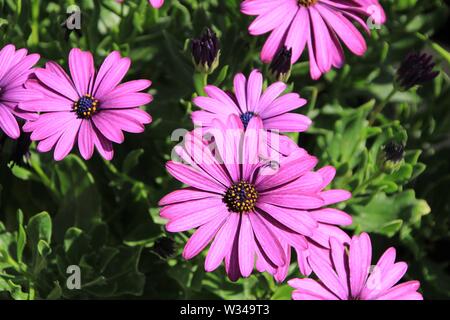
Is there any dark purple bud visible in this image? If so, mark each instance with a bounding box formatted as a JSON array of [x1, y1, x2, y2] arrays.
[[396, 52, 439, 91], [269, 46, 292, 82], [151, 237, 176, 259], [191, 28, 220, 74]]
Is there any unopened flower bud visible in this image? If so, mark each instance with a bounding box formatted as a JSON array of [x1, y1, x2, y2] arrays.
[[378, 141, 405, 173], [395, 52, 439, 91], [151, 236, 176, 259], [191, 28, 220, 74], [269, 46, 292, 82]]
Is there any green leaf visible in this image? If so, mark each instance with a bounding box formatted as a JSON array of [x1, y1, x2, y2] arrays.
[[16, 210, 26, 263], [122, 149, 145, 174], [26, 212, 52, 247]]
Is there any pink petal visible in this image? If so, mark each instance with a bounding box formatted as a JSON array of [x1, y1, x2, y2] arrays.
[[182, 212, 229, 260], [149, 0, 164, 8], [317, 3, 367, 56], [35, 66, 78, 101], [289, 278, 339, 300], [285, 7, 309, 63], [69, 48, 95, 96], [78, 120, 95, 160], [238, 214, 255, 277], [375, 281, 423, 300], [259, 93, 307, 119], [249, 212, 286, 267], [309, 250, 348, 299], [166, 204, 229, 233], [160, 198, 223, 220], [204, 85, 241, 115], [205, 213, 240, 272], [159, 188, 220, 206], [53, 118, 82, 161], [92, 114, 125, 143], [263, 113, 312, 132], [246, 70, 263, 113], [310, 208, 353, 226], [93, 52, 131, 99], [92, 126, 114, 160], [349, 233, 372, 298], [0, 104, 20, 139], [256, 202, 317, 236], [0, 45, 16, 80], [319, 189, 352, 205], [166, 161, 226, 194], [233, 73, 247, 112], [242, 116, 263, 180]]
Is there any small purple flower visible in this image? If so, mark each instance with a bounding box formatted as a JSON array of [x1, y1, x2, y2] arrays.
[[20, 48, 153, 161], [192, 70, 311, 133]]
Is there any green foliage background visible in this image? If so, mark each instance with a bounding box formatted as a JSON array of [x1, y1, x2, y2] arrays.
[[0, 0, 449, 299]]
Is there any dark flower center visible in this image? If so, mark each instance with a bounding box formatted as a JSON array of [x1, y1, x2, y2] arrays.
[[240, 112, 256, 129], [224, 181, 258, 213], [298, 0, 317, 7], [73, 94, 99, 119]]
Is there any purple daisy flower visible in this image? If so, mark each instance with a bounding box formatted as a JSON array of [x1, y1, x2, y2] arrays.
[[159, 114, 351, 281], [0, 44, 40, 139], [241, 0, 386, 79], [192, 69, 311, 133], [20, 48, 152, 161], [289, 233, 423, 300]]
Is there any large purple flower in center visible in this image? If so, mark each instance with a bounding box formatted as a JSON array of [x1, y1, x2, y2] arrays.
[[159, 114, 351, 281]]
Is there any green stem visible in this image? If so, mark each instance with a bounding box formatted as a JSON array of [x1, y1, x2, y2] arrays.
[[353, 171, 383, 196], [193, 72, 208, 96], [369, 87, 397, 125]]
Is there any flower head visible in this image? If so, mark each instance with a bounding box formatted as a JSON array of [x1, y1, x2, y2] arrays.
[[192, 28, 221, 74], [20, 48, 152, 161], [159, 114, 351, 281], [396, 52, 439, 91], [0, 44, 40, 139], [241, 0, 386, 79], [289, 233, 423, 300], [192, 69, 311, 136]]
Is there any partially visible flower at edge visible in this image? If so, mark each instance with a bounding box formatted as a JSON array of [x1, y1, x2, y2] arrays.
[[0, 44, 40, 139], [19, 48, 153, 161], [240, 0, 386, 79], [289, 233, 423, 300], [116, 0, 164, 9]]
